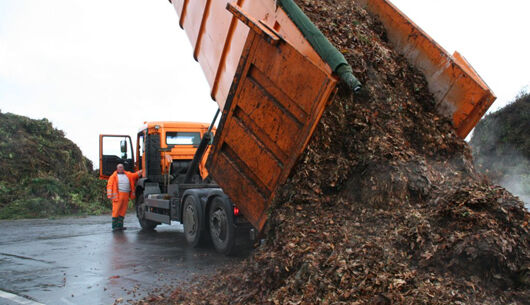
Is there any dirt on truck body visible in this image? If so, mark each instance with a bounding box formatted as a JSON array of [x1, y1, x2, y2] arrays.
[[137, 0, 529, 304]]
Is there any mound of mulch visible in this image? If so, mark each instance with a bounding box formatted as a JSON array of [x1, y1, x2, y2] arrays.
[[137, 1, 529, 304], [0, 111, 108, 218]]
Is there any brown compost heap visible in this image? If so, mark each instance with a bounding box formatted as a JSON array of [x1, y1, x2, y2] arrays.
[[138, 0, 529, 304]]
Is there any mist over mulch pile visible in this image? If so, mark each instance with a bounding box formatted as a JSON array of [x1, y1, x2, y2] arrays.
[[138, 0, 529, 304], [0, 111, 108, 219], [471, 92, 530, 206]]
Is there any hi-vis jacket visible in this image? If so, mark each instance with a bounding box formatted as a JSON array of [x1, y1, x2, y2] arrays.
[[106, 171, 141, 201]]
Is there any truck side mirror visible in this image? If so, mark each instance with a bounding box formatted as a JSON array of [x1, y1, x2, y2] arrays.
[[120, 139, 127, 153]]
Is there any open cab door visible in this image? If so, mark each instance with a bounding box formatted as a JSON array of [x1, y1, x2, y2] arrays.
[[99, 135, 135, 180]]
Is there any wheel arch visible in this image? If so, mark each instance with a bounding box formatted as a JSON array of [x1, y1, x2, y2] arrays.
[[205, 190, 230, 217], [134, 185, 144, 205], [136, 178, 148, 190], [204, 190, 226, 232]]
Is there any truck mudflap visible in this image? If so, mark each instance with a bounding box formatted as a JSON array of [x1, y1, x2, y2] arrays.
[[207, 4, 337, 231]]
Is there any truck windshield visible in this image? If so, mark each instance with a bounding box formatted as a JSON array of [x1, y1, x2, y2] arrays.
[[166, 132, 201, 145]]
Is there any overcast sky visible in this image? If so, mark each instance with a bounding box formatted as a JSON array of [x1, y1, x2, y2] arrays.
[[1, 0, 528, 167]]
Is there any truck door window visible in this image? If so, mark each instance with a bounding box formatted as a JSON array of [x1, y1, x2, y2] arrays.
[[166, 132, 201, 145], [103, 136, 130, 159], [138, 134, 144, 157], [100, 135, 134, 177], [137, 133, 144, 170]]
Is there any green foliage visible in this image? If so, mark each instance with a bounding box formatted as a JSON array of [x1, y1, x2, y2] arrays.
[[0, 111, 109, 219], [471, 91, 530, 160]]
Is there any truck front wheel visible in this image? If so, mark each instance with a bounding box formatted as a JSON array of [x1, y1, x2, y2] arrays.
[[208, 197, 235, 255], [135, 192, 158, 230]]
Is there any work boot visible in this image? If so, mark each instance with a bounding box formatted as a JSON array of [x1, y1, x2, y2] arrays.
[[117, 216, 127, 230], [112, 217, 119, 231]]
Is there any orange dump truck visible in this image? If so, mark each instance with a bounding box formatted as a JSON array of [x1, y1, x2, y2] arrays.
[[101, 0, 496, 255], [99, 119, 257, 254], [168, 0, 495, 229]]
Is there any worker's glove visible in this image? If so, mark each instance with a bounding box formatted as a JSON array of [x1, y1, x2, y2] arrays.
[[336, 64, 362, 92]]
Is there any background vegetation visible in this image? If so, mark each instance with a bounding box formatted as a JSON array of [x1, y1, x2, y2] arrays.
[[0, 111, 109, 219]]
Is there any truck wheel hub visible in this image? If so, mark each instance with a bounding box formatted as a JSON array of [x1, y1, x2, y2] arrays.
[[184, 205, 197, 235]]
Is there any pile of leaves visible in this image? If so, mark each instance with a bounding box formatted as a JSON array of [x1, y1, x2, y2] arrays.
[[0, 111, 108, 219], [471, 92, 530, 206], [138, 0, 529, 304]]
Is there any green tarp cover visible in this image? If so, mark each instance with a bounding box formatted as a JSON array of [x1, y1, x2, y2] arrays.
[[278, 0, 362, 91]]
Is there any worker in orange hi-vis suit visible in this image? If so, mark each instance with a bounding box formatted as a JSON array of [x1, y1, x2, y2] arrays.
[[106, 164, 142, 231]]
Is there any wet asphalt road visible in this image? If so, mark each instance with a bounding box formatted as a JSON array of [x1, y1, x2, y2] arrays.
[[0, 214, 243, 305]]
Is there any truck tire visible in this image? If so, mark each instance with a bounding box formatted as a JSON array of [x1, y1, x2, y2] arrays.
[[208, 197, 235, 255], [135, 192, 158, 230], [183, 196, 203, 248]]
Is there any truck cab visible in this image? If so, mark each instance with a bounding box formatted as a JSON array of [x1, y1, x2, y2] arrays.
[[99, 120, 250, 255], [135, 121, 212, 184], [100, 122, 212, 182]]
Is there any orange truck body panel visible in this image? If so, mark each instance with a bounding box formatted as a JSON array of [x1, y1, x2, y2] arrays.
[[207, 8, 337, 230], [172, 0, 338, 230], [357, 0, 496, 138], [168, 0, 495, 230], [171, 0, 332, 110]]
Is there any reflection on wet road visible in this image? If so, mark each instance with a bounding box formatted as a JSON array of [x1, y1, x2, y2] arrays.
[[0, 214, 242, 304]]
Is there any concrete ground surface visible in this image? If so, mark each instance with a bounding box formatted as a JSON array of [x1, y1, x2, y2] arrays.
[[0, 214, 243, 305]]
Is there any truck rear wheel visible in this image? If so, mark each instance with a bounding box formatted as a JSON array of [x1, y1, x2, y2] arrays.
[[136, 192, 158, 230], [183, 196, 203, 247], [208, 197, 235, 255]]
